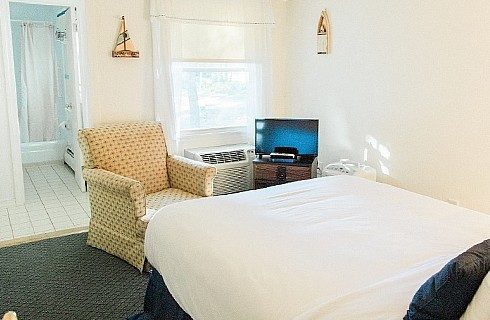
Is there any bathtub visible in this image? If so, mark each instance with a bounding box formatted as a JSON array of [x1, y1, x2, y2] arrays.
[[21, 140, 67, 164]]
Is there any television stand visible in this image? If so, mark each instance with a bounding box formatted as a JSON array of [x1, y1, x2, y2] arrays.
[[253, 156, 318, 189]]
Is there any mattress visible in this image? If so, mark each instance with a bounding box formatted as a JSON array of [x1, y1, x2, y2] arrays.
[[145, 176, 490, 319]]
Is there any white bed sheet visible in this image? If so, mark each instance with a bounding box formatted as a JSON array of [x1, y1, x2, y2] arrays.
[[145, 176, 490, 320]]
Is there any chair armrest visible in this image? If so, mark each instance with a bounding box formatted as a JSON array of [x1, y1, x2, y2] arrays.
[[167, 155, 217, 197], [83, 168, 145, 200], [83, 168, 146, 217]]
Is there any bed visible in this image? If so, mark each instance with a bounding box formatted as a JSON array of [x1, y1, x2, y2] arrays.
[[134, 176, 490, 319]]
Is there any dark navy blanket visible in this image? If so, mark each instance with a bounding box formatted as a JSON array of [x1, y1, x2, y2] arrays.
[[129, 269, 192, 320]]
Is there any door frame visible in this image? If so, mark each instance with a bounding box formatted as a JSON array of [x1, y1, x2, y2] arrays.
[[0, 0, 91, 203]]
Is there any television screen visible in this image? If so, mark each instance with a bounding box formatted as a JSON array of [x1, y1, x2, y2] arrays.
[[255, 119, 319, 156]]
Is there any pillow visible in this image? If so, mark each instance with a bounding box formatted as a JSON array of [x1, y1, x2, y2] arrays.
[[460, 271, 490, 320], [404, 239, 490, 320]]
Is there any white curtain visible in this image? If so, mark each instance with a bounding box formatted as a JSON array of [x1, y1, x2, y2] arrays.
[[150, 0, 274, 153], [19, 23, 58, 143]]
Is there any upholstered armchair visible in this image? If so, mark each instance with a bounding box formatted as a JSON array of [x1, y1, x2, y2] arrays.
[[78, 122, 216, 271]]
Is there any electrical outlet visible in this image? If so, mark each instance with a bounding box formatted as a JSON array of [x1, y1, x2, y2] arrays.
[[447, 199, 460, 206]]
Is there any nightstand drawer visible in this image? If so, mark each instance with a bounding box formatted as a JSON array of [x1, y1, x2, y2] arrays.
[[285, 166, 311, 181], [253, 161, 315, 189]]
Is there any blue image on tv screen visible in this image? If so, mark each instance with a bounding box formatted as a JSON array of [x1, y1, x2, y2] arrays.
[[255, 119, 319, 156]]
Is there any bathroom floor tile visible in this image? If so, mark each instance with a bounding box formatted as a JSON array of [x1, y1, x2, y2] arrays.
[[0, 163, 88, 242], [52, 220, 75, 231], [48, 210, 68, 218], [28, 211, 50, 221], [50, 215, 72, 223], [9, 213, 30, 225]]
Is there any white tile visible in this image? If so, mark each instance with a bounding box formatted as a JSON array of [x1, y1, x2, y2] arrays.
[[0, 225, 13, 239], [50, 185, 66, 191], [60, 198, 79, 206], [34, 185, 51, 191], [9, 213, 30, 225], [13, 229, 34, 238], [0, 218, 11, 227], [33, 224, 55, 234], [0, 233, 13, 241], [50, 215, 72, 223], [71, 217, 89, 227], [64, 204, 85, 214], [0, 208, 8, 217], [57, 194, 76, 201], [70, 190, 86, 197], [12, 222, 34, 237], [48, 211, 68, 219], [55, 189, 72, 195], [51, 182, 67, 188], [31, 219, 53, 228], [38, 192, 56, 199], [25, 192, 37, 198], [28, 210, 50, 221], [25, 202, 46, 212], [25, 196, 41, 204], [40, 196, 59, 203], [69, 212, 88, 221], [42, 200, 62, 208], [81, 203, 91, 209], [45, 206, 65, 213], [76, 196, 90, 204], [52, 220, 74, 230], [7, 206, 27, 214]]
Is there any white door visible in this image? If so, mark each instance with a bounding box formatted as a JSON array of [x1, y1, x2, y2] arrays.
[[63, 7, 86, 192]]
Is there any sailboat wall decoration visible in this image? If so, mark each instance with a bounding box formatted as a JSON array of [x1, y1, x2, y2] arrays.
[[112, 16, 139, 58], [317, 10, 331, 54]]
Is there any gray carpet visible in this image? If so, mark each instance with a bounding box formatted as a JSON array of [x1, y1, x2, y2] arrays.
[[0, 233, 148, 320]]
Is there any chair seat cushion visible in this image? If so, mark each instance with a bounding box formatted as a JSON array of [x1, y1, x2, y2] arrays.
[[136, 188, 201, 239]]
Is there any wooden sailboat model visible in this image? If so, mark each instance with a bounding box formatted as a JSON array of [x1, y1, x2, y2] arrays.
[[112, 16, 139, 58], [317, 10, 331, 54]]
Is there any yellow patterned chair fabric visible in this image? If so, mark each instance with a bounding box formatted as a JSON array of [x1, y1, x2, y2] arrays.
[[78, 122, 216, 271]]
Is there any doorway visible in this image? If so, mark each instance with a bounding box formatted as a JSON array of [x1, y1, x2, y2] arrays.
[[0, 0, 90, 240]]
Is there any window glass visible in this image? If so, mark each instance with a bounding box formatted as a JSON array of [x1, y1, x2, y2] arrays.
[[172, 62, 252, 130]]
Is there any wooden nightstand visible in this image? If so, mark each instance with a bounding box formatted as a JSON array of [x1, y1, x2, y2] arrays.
[[253, 157, 318, 189]]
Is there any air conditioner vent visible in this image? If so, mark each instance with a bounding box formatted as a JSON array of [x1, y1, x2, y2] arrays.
[[184, 144, 254, 196], [200, 150, 246, 164]]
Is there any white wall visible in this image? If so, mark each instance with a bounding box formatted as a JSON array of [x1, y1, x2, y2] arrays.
[[281, 1, 490, 213], [85, 0, 155, 126], [271, 0, 289, 117]]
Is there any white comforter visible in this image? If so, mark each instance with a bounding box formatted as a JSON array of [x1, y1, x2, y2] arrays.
[[145, 176, 490, 320]]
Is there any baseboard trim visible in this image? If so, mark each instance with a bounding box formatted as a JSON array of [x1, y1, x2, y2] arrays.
[[0, 226, 88, 248]]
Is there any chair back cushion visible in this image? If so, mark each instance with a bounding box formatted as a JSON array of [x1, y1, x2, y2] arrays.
[[78, 122, 170, 194]]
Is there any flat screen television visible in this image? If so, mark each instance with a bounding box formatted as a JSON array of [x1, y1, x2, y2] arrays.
[[255, 118, 319, 157]]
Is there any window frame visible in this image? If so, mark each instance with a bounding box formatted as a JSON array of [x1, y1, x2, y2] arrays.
[[172, 58, 257, 136]]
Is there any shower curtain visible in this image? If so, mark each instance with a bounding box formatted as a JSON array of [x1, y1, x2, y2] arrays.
[[19, 23, 58, 143]]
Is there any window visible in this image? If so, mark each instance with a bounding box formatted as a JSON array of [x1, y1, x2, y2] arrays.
[[150, 0, 274, 150], [170, 23, 261, 132], [173, 62, 254, 131]]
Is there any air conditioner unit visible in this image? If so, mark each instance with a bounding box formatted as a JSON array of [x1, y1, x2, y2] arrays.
[[184, 144, 255, 196]]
